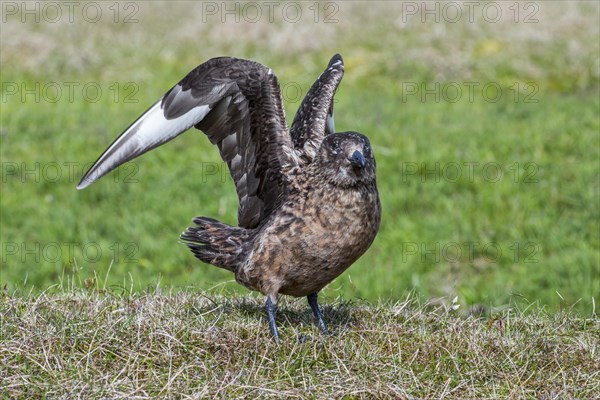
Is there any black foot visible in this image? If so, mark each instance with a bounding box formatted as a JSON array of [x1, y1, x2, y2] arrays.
[[307, 292, 328, 334], [265, 296, 280, 343]]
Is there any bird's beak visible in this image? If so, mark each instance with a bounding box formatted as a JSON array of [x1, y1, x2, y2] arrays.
[[349, 150, 366, 168]]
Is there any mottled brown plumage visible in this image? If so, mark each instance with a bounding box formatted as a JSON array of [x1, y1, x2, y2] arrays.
[[234, 132, 379, 298], [78, 54, 381, 341]]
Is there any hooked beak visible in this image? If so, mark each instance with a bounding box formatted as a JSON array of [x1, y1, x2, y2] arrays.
[[349, 150, 366, 168]]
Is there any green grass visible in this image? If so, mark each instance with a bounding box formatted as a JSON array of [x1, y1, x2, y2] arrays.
[[1, 2, 599, 315], [1, 286, 598, 398]]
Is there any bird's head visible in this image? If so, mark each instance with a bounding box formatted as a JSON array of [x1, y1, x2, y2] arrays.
[[314, 132, 376, 187]]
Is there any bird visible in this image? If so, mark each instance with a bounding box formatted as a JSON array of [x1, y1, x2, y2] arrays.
[[78, 54, 381, 341]]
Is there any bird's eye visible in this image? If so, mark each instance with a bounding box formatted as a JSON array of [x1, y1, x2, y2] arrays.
[[331, 146, 341, 155]]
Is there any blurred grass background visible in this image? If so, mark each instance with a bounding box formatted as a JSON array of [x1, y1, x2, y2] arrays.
[[1, 1, 598, 314]]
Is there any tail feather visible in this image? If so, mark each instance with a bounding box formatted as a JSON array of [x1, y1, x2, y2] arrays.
[[180, 217, 252, 272]]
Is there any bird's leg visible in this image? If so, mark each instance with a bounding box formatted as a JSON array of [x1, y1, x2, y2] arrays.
[[307, 292, 328, 334], [265, 294, 280, 342]]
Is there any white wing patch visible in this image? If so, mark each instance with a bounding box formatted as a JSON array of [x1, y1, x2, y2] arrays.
[[77, 100, 211, 189], [129, 100, 210, 150], [326, 111, 335, 135]]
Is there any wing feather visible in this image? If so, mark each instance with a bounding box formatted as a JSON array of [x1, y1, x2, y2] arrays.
[[78, 57, 298, 228], [289, 54, 345, 164]]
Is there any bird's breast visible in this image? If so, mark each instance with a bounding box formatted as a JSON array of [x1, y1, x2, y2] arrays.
[[305, 184, 380, 253], [238, 182, 380, 297]]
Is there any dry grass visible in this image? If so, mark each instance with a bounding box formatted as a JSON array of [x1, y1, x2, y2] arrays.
[[1, 288, 598, 399]]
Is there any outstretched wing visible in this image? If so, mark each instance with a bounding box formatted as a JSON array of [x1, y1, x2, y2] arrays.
[[289, 53, 344, 164], [78, 57, 298, 228]]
